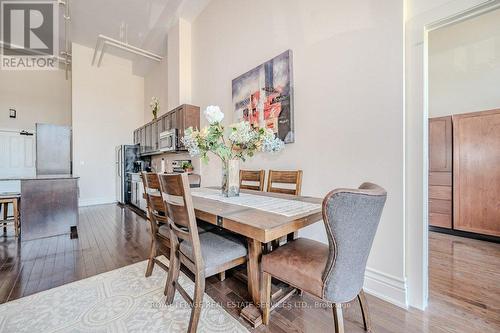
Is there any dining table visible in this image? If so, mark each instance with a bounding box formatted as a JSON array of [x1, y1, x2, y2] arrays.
[[190, 187, 323, 327]]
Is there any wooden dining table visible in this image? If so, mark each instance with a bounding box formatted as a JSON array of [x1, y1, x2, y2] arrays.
[[191, 188, 323, 327]]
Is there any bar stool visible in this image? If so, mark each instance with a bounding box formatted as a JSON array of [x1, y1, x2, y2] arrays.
[[0, 193, 20, 237]]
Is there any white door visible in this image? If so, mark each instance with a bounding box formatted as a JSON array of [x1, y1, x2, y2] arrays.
[[0, 129, 36, 178]]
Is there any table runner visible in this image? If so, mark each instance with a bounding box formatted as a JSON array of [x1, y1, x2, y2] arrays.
[[191, 188, 321, 217]]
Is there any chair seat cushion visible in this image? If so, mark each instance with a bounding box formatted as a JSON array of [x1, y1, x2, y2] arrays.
[[262, 238, 329, 298], [180, 231, 247, 276]]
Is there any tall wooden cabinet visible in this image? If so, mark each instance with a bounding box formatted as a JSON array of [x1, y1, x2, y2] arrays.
[[428, 116, 453, 229], [429, 109, 500, 238], [452, 110, 500, 237]]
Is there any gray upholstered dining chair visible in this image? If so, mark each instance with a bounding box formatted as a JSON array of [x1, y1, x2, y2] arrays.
[[159, 173, 248, 333], [261, 182, 387, 333]]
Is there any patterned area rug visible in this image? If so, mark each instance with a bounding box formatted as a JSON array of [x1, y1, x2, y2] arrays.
[[0, 258, 249, 332]]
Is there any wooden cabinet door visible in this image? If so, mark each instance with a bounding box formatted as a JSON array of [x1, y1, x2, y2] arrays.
[[453, 109, 500, 237], [152, 121, 158, 151], [140, 127, 146, 154], [145, 124, 152, 153], [428, 116, 453, 228], [429, 116, 452, 172]]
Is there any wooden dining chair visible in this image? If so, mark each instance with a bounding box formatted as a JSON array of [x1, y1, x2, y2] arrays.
[[142, 172, 171, 277], [159, 173, 248, 333], [267, 170, 303, 246], [240, 169, 265, 191], [261, 183, 387, 332], [266, 170, 303, 195]]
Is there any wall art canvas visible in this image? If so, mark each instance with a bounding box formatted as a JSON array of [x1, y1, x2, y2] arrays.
[[232, 50, 294, 143]]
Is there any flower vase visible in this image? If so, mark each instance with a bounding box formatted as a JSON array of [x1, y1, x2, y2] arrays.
[[221, 159, 240, 197]]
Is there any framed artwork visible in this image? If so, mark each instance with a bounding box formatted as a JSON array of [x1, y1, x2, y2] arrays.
[[232, 50, 294, 143]]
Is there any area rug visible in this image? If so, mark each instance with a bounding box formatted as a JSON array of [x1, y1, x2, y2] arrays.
[[0, 257, 249, 332]]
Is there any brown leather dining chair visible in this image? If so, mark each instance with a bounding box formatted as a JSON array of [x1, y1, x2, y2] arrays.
[[261, 183, 387, 333], [240, 169, 266, 191], [160, 173, 248, 333]]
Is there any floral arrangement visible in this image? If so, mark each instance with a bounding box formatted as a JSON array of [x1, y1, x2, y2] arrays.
[[150, 97, 159, 119], [182, 105, 284, 164], [182, 105, 284, 196]]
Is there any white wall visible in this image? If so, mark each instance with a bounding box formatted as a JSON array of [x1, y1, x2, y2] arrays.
[[144, 44, 169, 123], [189, 0, 406, 307], [429, 8, 500, 117], [72, 43, 144, 206], [0, 69, 71, 131]]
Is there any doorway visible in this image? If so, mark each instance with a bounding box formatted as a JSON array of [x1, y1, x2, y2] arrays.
[[425, 7, 500, 331]]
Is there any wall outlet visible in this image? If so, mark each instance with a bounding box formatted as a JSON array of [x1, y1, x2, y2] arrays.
[[9, 109, 16, 118]]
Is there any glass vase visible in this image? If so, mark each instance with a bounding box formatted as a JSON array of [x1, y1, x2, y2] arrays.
[[221, 159, 240, 197]]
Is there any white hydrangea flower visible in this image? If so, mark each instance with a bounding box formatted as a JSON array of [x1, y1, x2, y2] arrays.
[[262, 132, 284, 153], [229, 121, 256, 145], [204, 105, 224, 124], [182, 128, 201, 157]]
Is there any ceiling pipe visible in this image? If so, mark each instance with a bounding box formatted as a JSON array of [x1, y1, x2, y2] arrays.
[[91, 34, 163, 67]]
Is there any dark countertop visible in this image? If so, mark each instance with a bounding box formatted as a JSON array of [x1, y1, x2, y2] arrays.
[[0, 174, 80, 181]]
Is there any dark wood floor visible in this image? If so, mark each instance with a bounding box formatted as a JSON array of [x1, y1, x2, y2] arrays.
[[0, 204, 499, 332]]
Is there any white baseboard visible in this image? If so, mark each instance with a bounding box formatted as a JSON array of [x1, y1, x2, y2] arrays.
[[364, 267, 408, 309], [79, 197, 117, 207]]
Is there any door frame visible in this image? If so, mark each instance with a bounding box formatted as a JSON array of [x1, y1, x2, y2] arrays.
[[405, 0, 500, 310]]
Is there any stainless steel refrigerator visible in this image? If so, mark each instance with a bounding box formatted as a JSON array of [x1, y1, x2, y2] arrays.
[[36, 124, 72, 175], [116, 145, 139, 204]]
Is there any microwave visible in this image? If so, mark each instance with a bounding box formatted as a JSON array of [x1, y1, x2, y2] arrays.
[[159, 129, 177, 152]]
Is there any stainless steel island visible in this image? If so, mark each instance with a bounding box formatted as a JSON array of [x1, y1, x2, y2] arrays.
[[0, 175, 79, 241]]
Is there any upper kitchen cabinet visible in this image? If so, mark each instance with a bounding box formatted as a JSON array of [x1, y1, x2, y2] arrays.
[[173, 104, 200, 150], [134, 104, 200, 156]]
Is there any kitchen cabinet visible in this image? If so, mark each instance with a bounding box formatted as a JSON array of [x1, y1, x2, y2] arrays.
[[133, 104, 200, 156], [174, 104, 199, 149], [130, 173, 146, 212], [140, 127, 146, 154]]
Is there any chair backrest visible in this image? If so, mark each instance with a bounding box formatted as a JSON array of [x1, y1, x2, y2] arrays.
[[158, 173, 203, 267], [141, 172, 167, 232], [240, 170, 265, 191], [188, 173, 201, 188], [321, 182, 387, 303], [267, 170, 303, 195]]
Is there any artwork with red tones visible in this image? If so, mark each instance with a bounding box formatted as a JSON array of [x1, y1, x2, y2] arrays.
[[232, 50, 294, 143]]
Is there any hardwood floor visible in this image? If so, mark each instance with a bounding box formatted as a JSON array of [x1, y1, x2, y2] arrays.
[[0, 204, 499, 332]]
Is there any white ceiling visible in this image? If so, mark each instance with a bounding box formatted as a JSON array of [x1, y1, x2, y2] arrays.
[[68, 0, 210, 74]]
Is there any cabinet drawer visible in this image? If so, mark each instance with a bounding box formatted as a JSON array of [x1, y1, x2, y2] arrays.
[[429, 186, 452, 200], [429, 213, 452, 229], [429, 172, 452, 186], [429, 199, 452, 215]]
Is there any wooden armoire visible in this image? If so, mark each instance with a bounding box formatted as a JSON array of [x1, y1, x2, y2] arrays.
[[429, 109, 500, 238]]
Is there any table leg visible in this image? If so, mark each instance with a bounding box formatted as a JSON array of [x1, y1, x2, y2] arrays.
[[240, 238, 263, 327]]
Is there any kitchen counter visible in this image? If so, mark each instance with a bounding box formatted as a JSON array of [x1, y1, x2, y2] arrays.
[[0, 176, 79, 241]]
